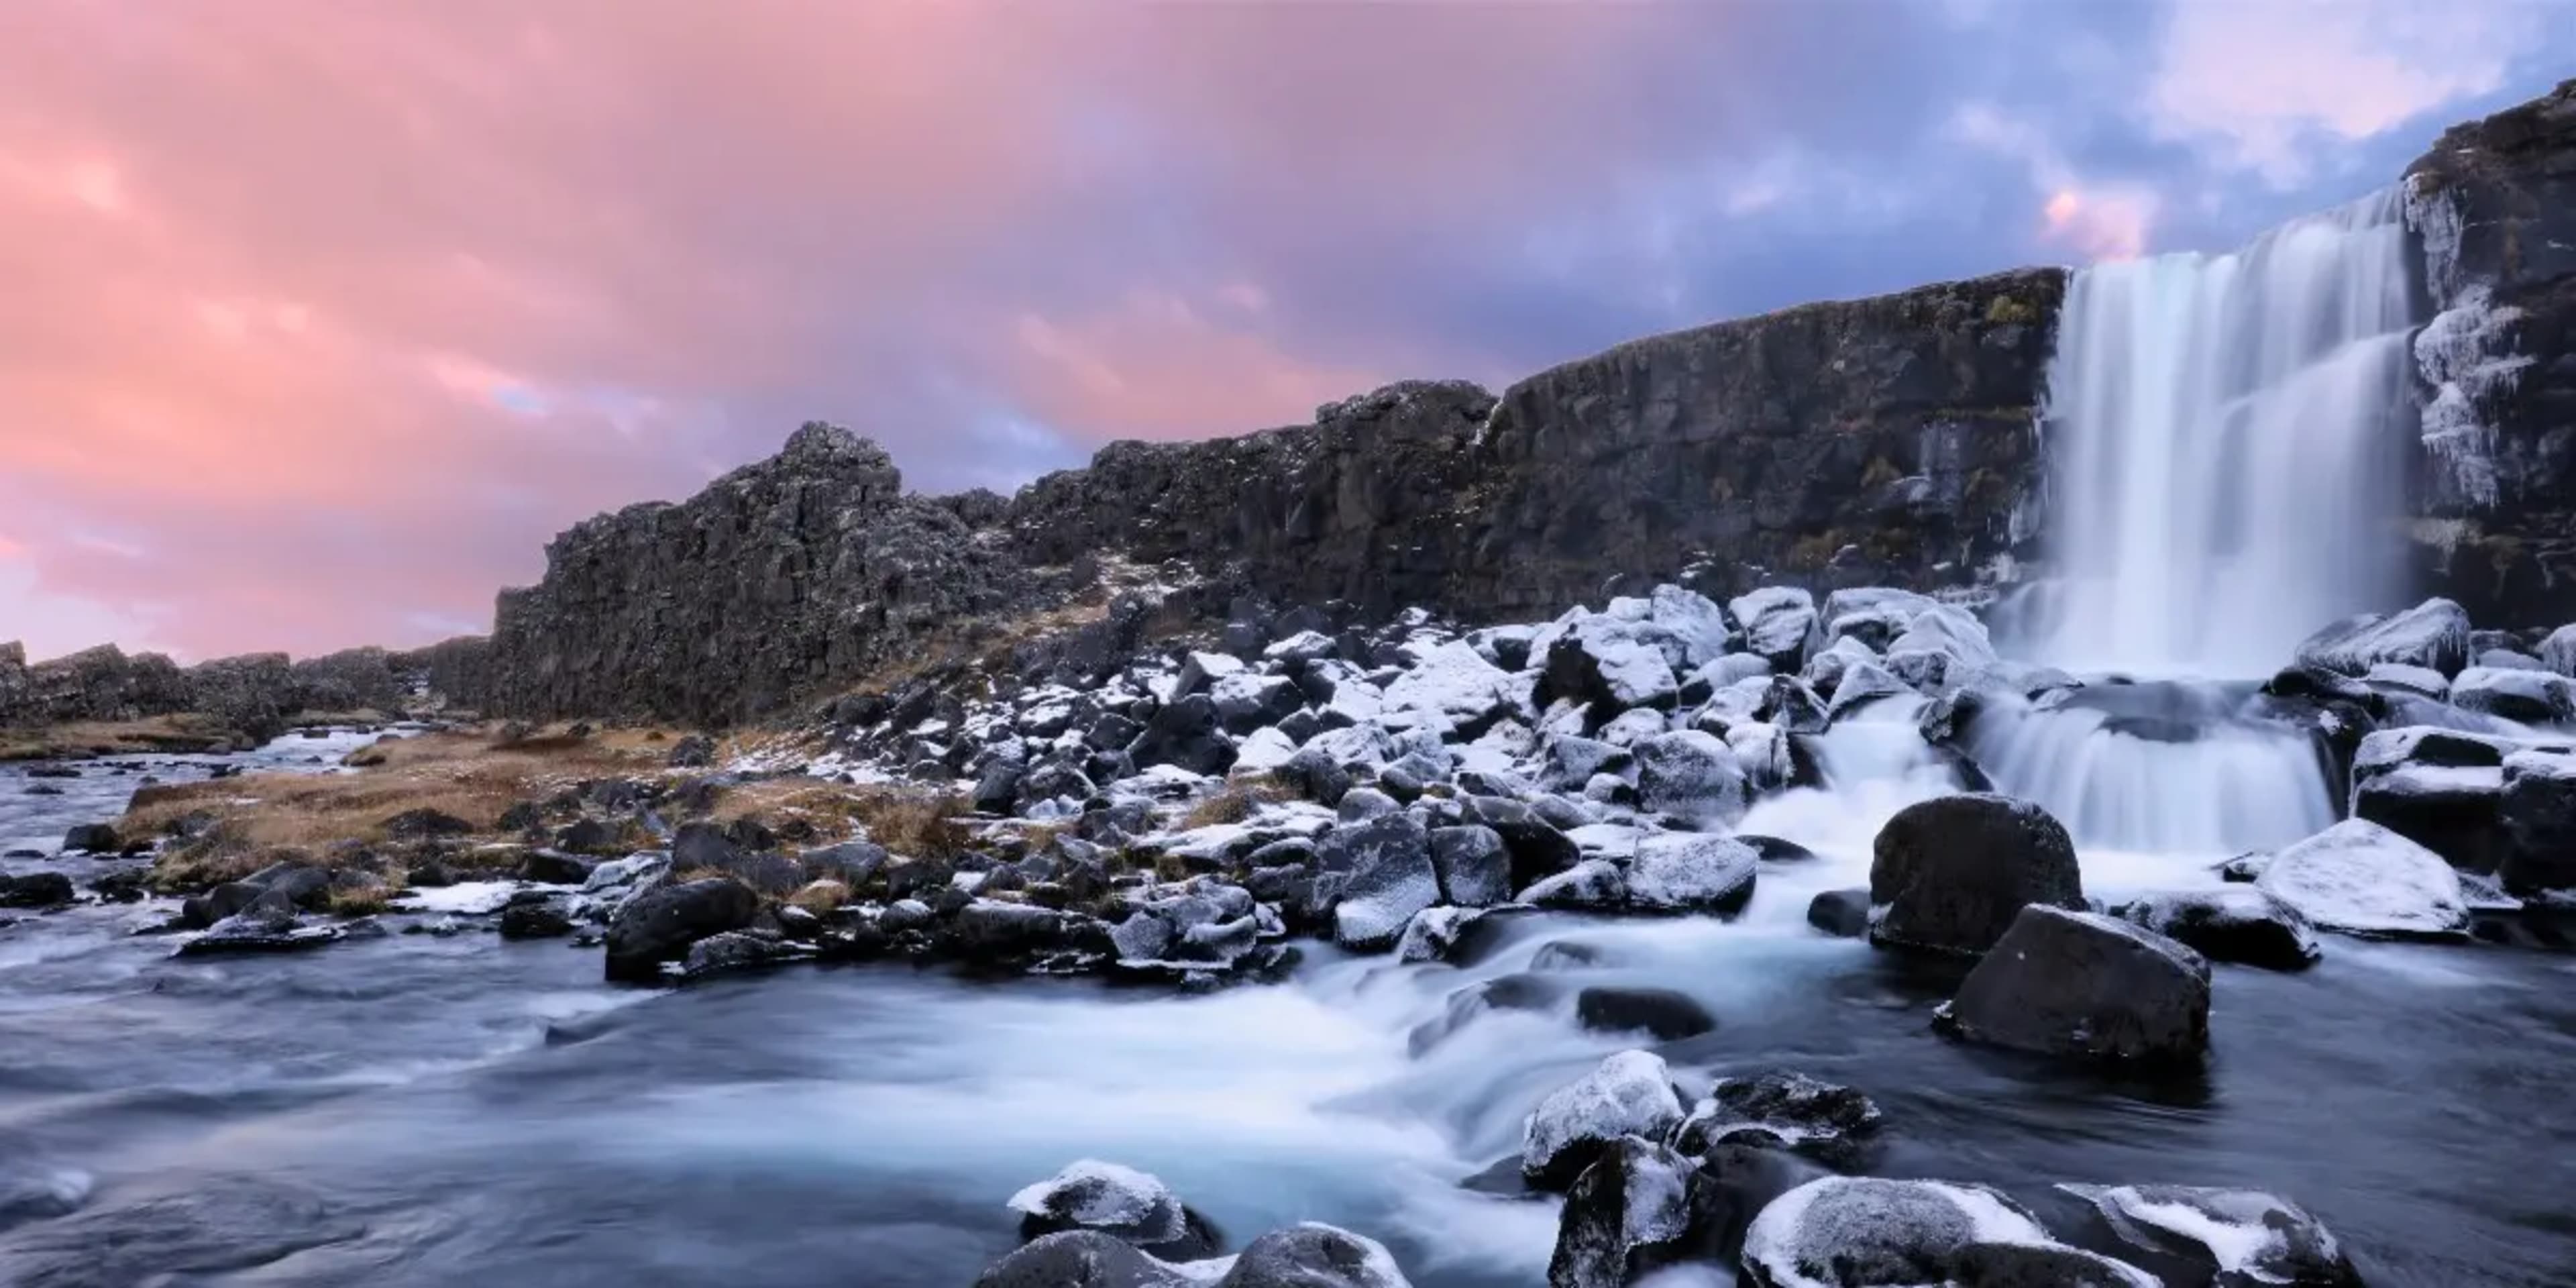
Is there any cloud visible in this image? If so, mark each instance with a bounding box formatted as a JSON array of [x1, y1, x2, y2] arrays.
[[2145, 0, 2533, 186]]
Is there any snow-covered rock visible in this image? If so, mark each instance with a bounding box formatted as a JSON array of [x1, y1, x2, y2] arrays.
[[1819, 587, 1939, 649], [1219, 1224, 1411, 1288], [2294, 598, 2472, 678], [1823, 658, 1907, 722], [1521, 859, 1628, 911], [2256, 818, 2469, 938], [1428, 824, 1511, 906], [1546, 1136, 1713, 1288], [1672, 1071, 1881, 1161], [1263, 630, 1339, 666], [1521, 1050, 1686, 1189], [1729, 587, 1821, 671], [1883, 604, 1998, 690], [1173, 651, 1249, 700], [2059, 1183, 2360, 1288], [1541, 735, 1633, 793], [1799, 636, 1878, 698], [2451, 665, 2576, 723], [1328, 816, 1440, 953], [1595, 708, 1672, 748], [1648, 584, 1736, 670], [2499, 749, 2576, 895], [1544, 618, 1682, 712], [1632, 730, 1748, 826], [1379, 639, 1520, 735], [1231, 727, 1300, 777], [2112, 888, 2320, 971], [2540, 623, 2576, 678], [1625, 833, 1758, 916], [1742, 1177, 2156, 1288], [1210, 674, 1302, 734], [1009, 1159, 1192, 1246], [1725, 721, 1794, 792]]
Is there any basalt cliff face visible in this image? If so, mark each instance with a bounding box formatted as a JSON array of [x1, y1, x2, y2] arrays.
[[2405, 78, 2576, 623], [447, 83, 2576, 726], [0, 641, 434, 745], [482, 268, 2065, 724]]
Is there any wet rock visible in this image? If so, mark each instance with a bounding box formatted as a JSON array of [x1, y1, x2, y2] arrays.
[[1805, 889, 1871, 938], [2294, 598, 2472, 677], [682, 930, 817, 979], [1008, 1159, 1220, 1260], [1522, 1050, 1686, 1189], [603, 877, 761, 982], [1216, 1222, 1411, 1288], [517, 850, 597, 885], [2112, 888, 2320, 971], [2256, 818, 2469, 939], [1869, 794, 2083, 956], [1625, 833, 1759, 916], [176, 910, 345, 956], [58, 822, 119, 854], [1548, 1136, 1716, 1288], [950, 900, 1097, 962], [1675, 1071, 1882, 1163], [1574, 986, 1716, 1040], [0, 871, 76, 908], [1741, 1177, 2155, 1288], [1937, 905, 2211, 1065], [2058, 1183, 2362, 1287], [498, 899, 577, 939]]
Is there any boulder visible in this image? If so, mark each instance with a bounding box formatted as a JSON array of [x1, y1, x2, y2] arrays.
[[681, 930, 816, 979], [176, 910, 345, 956], [1805, 889, 1870, 938], [970, 1230, 1197, 1288], [1821, 588, 1941, 649], [1379, 640, 1519, 736], [1624, 833, 1758, 916], [0, 871, 76, 908], [1428, 825, 1511, 907], [603, 877, 761, 982], [2058, 1183, 2362, 1288], [1542, 619, 1680, 713], [58, 823, 119, 854], [1128, 694, 1238, 776], [2542, 623, 2576, 677], [1823, 658, 1908, 722], [1673, 1071, 1882, 1162], [2256, 818, 2469, 938], [1868, 794, 2083, 956], [1729, 587, 1821, 671], [1458, 796, 1584, 889], [1521, 1050, 1686, 1189], [2293, 598, 2472, 677], [2112, 888, 2320, 971], [498, 899, 577, 939], [2450, 666, 2576, 722], [1574, 986, 1716, 1040], [1632, 731, 1748, 826], [1521, 859, 1628, 912], [517, 850, 597, 885], [1547, 1136, 1715, 1288], [1395, 905, 1487, 964], [2498, 749, 2576, 895], [2351, 756, 2506, 873], [1215, 1224, 1411, 1288], [1540, 736, 1633, 793], [1937, 905, 2210, 1064], [1740, 1177, 2156, 1288], [1007, 1159, 1218, 1260], [1210, 674, 1303, 735], [1326, 814, 1438, 953]]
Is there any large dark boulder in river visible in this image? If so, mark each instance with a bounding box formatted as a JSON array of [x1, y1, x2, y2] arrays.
[[1008, 1160, 1222, 1263], [1216, 1223, 1412, 1288], [2112, 888, 2320, 971], [1521, 1050, 1686, 1190], [1548, 1136, 1715, 1288], [1868, 793, 2083, 956], [603, 877, 760, 982], [0, 871, 76, 908], [2059, 1183, 2363, 1287], [971, 1230, 1199, 1288], [2498, 749, 2576, 895], [1936, 904, 2211, 1065]]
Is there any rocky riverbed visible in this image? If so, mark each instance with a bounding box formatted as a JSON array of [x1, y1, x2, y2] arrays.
[[3, 586, 2575, 1285]]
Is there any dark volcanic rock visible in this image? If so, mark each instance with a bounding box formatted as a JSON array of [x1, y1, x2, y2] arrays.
[[1937, 905, 2212, 1065], [1548, 1136, 1715, 1288], [603, 877, 760, 982], [1741, 1177, 2155, 1288], [1869, 793, 2083, 956], [1674, 1071, 1882, 1163], [2112, 888, 2320, 971], [1216, 1222, 1411, 1288], [1574, 986, 1717, 1040], [0, 871, 76, 908], [970, 1230, 1196, 1288], [58, 822, 119, 854]]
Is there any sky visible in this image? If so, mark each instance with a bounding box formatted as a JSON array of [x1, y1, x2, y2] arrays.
[[1, 0, 2569, 663]]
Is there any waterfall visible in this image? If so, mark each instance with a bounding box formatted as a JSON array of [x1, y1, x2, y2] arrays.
[[1980, 192, 2420, 853], [2025, 189, 2418, 676]]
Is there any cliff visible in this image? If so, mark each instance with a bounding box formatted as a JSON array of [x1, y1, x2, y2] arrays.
[[2404, 78, 2576, 621], [484, 268, 2064, 723]]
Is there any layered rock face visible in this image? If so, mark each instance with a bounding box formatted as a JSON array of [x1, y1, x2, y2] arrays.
[[2405, 78, 2576, 621], [0, 641, 431, 738], [483, 423, 1037, 724], [484, 270, 2064, 722]]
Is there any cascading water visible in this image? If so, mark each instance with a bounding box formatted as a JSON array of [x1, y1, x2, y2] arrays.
[[2025, 189, 2417, 674], [1982, 191, 2420, 853]]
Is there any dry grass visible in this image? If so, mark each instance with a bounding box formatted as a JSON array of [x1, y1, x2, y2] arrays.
[[326, 871, 405, 917], [849, 788, 974, 859], [1178, 776, 1291, 830], [789, 879, 851, 914], [127, 727, 681, 892], [0, 714, 242, 761]]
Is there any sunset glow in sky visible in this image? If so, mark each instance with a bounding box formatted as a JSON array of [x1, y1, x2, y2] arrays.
[[1, 0, 2567, 661]]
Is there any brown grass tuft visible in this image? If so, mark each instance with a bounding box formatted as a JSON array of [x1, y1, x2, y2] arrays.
[[1179, 776, 1291, 830], [849, 789, 973, 859], [789, 879, 851, 914]]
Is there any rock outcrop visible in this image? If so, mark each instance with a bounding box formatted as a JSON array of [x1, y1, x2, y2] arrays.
[[2404, 78, 2576, 623], [481, 272, 2064, 722], [0, 640, 444, 741]]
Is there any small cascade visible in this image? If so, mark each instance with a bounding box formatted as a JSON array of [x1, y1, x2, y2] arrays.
[[1965, 683, 2337, 855]]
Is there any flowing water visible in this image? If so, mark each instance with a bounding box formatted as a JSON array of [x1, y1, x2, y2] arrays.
[[3, 738, 2573, 1287]]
